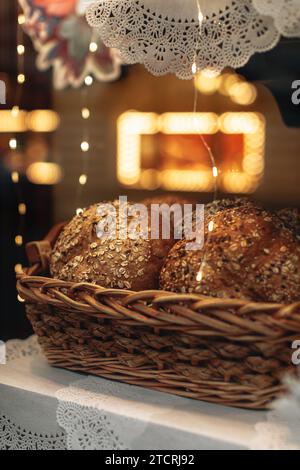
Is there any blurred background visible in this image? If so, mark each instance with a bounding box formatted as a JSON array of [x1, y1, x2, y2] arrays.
[[1, 2, 300, 340]]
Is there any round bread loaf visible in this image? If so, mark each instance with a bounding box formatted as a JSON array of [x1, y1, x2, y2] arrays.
[[160, 206, 300, 304], [50, 196, 189, 291], [277, 208, 300, 242], [205, 196, 259, 219]]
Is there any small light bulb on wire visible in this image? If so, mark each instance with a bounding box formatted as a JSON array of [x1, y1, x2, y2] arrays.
[[15, 235, 23, 246], [85, 75, 93, 86], [11, 171, 19, 183], [81, 108, 90, 120], [89, 42, 98, 53], [17, 73, 25, 84], [17, 44, 25, 55], [18, 14, 25, 25], [81, 141, 89, 152], [15, 263, 23, 274], [9, 138, 17, 150], [18, 203, 26, 215], [192, 62, 197, 75], [79, 174, 87, 185], [212, 166, 218, 178]]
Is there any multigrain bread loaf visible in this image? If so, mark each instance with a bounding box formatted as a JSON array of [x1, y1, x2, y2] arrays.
[[205, 196, 260, 218], [277, 207, 300, 242], [50, 196, 190, 291], [160, 206, 300, 304]]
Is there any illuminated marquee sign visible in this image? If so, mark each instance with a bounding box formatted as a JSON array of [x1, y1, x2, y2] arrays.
[[117, 112, 265, 194]]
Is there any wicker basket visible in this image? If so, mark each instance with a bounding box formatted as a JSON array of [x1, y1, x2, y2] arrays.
[[16, 224, 300, 410]]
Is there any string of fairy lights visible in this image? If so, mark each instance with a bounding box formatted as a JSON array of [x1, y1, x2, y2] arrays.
[[13, 8, 27, 294], [193, 0, 218, 284], [74, 35, 101, 215], [75, 69, 95, 216]]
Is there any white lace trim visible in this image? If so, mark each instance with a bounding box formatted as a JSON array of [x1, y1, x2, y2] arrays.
[[0, 414, 66, 450], [250, 375, 300, 450], [56, 376, 182, 450], [253, 0, 300, 38], [86, 0, 280, 78], [5, 335, 41, 362]]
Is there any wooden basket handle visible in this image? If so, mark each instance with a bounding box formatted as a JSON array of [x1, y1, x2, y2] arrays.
[[25, 222, 66, 276]]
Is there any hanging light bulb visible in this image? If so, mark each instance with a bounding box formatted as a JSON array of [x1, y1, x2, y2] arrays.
[[81, 108, 90, 120], [9, 138, 17, 150], [17, 73, 25, 84], [81, 141, 89, 152], [85, 75, 93, 86], [89, 42, 98, 53]]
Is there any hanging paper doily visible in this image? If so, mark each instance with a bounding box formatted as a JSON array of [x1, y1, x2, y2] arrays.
[[19, 0, 121, 89], [253, 0, 300, 38], [86, 0, 280, 79]]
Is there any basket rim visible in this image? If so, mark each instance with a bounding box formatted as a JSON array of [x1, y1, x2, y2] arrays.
[[16, 224, 300, 335]]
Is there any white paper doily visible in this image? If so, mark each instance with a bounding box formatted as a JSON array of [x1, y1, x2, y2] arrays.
[[250, 375, 300, 450], [5, 335, 41, 362], [253, 0, 300, 38], [56, 376, 184, 450], [86, 0, 280, 79]]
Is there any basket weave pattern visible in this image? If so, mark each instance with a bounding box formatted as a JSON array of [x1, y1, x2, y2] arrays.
[[16, 227, 300, 409]]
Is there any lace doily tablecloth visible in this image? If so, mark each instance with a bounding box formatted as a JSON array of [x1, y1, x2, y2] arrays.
[[1, 336, 300, 450]]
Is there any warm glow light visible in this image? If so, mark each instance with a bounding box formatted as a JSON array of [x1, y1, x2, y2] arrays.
[[159, 113, 219, 135], [9, 138, 17, 150], [117, 112, 265, 193], [79, 174, 87, 185], [195, 71, 222, 95], [17, 74, 25, 84], [196, 270, 203, 282], [18, 203, 26, 215], [15, 235, 23, 246], [11, 172, 19, 183], [85, 75, 93, 86], [76, 208, 83, 216], [17, 44, 25, 55], [219, 112, 262, 134], [208, 221, 214, 232], [117, 112, 158, 185], [192, 62, 197, 75], [140, 169, 161, 190], [218, 73, 243, 97], [26, 110, 60, 132], [0, 110, 58, 133], [81, 108, 90, 119], [221, 172, 258, 194], [89, 42, 98, 52], [229, 82, 257, 106], [11, 106, 20, 118], [81, 141, 89, 152], [15, 263, 23, 274], [1, 110, 27, 132], [26, 162, 62, 185], [161, 170, 214, 192], [18, 14, 25, 25]]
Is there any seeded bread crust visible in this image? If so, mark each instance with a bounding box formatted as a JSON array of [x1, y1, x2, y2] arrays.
[[50, 197, 189, 291], [277, 208, 300, 242], [160, 206, 300, 304]]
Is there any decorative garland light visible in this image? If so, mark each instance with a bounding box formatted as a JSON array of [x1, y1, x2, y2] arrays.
[[75, 85, 92, 214], [12, 9, 27, 277]]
